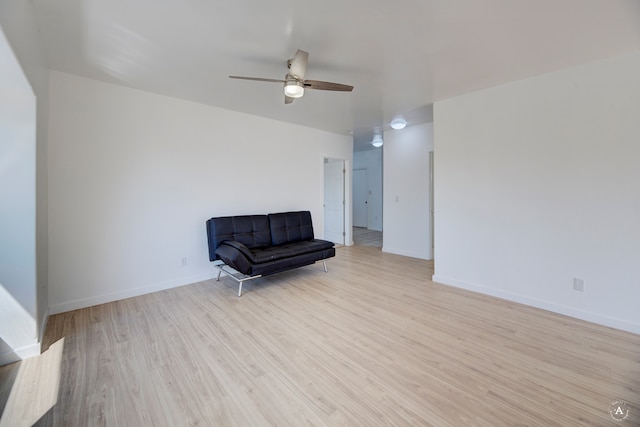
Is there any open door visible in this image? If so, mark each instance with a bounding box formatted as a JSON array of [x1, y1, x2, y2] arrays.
[[352, 169, 367, 228], [323, 159, 345, 245]]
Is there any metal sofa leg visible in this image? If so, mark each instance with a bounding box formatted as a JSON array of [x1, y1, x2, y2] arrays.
[[322, 260, 328, 273], [213, 262, 262, 297]]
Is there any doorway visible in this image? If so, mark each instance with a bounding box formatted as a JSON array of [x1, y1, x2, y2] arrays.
[[351, 149, 383, 248], [352, 167, 382, 247]]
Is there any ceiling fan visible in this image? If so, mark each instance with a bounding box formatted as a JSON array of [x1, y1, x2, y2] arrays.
[[229, 49, 354, 104]]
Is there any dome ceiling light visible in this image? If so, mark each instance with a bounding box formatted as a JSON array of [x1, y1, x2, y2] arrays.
[[390, 117, 407, 130], [371, 134, 383, 147]]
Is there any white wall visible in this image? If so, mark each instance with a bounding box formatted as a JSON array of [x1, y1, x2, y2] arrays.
[[382, 123, 433, 259], [0, 29, 37, 362], [0, 0, 49, 364], [48, 71, 352, 313], [433, 53, 640, 334], [353, 149, 383, 231]]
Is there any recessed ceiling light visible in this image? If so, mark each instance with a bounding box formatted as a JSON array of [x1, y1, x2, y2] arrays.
[[390, 118, 407, 130]]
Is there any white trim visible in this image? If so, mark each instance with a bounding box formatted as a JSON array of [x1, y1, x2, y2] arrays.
[[38, 308, 49, 346], [49, 272, 219, 315], [0, 342, 40, 365], [432, 275, 640, 335], [382, 246, 430, 261]]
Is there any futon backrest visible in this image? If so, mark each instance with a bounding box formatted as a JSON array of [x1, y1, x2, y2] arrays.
[[268, 211, 314, 246], [206, 215, 271, 261]]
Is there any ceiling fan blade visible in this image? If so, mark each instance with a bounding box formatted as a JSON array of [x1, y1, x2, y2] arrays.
[[229, 76, 285, 83], [284, 95, 295, 104], [303, 80, 354, 92], [288, 49, 308, 80]]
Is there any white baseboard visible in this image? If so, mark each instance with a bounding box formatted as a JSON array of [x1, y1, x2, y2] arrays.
[[382, 246, 431, 260], [432, 274, 640, 335], [1, 310, 50, 366], [0, 342, 40, 366], [49, 272, 219, 315]]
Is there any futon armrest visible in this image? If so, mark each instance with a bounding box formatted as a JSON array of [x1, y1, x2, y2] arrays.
[[215, 241, 254, 275], [221, 240, 256, 260]]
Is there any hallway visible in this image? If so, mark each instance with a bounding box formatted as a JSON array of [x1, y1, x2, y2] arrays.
[[352, 227, 382, 247]]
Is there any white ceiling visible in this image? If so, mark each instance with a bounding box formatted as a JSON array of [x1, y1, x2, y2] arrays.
[[30, 0, 640, 151]]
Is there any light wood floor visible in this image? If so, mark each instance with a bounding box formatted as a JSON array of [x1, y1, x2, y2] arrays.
[[3, 245, 639, 426], [352, 227, 382, 247], [0, 338, 64, 427]]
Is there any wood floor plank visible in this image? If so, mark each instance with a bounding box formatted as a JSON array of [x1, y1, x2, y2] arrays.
[[0, 338, 64, 427], [25, 245, 640, 426]]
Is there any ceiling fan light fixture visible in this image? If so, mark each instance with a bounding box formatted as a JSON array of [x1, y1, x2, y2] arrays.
[[390, 118, 407, 130], [284, 79, 304, 98]]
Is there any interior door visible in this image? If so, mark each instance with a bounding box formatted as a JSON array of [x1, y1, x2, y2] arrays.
[[353, 169, 367, 228], [324, 159, 345, 244]]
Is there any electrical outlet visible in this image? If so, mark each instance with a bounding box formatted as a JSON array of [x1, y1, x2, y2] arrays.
[[573, 278, 584, 292], [181, 257, 188, 267]]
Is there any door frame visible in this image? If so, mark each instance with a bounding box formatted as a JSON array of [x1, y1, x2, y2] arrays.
[[323, 157, 352, 246]]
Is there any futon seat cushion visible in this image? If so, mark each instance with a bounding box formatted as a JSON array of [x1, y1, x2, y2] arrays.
[[219, 239, 334, 264], [214, 239, 335, 276]]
